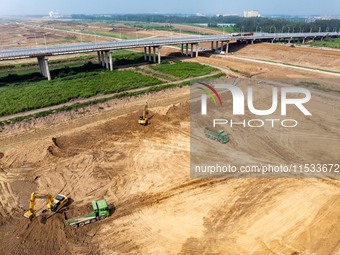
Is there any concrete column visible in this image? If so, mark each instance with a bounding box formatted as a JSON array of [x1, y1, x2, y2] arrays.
[[251, 40, 254, 44], [220, 41, 224, 51], [97, 51, 101, 65], [44, 58, 51, 81], [37, 57, 42, 75], [190, 44, 193, 58], [186, 43, 188, 57], [153, 47, 156, 63], [226, 42, 229, 54], [211, 41, 214, 51], [41, 57, 46, 77], [144, 47, 147, 61], [302, 38, 305, 44], [271, 39, 274, 44], [101, 51, 105, 67], [157, 46, 161, 64], [148, 46, 152, 62], [109, 51, 113, 71], [181, 44, 184, 55], [215, 41, 219, 50], [195, 43, 199, 58], [288, 39, 291, 44], [105, 51, 109, 69]]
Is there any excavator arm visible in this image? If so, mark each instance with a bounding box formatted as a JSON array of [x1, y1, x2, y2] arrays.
[[24, 192, 68, 219]]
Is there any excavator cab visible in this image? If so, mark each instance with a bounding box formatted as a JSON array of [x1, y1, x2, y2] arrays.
[[50, 194, 68, 212]]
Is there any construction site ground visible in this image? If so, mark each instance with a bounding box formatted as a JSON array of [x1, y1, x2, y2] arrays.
[[0, 36, 340, 254]]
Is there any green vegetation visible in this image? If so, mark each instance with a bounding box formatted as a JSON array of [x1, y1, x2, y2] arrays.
[[307, 38, 340, 49], [0, 51, 219, 118], [227, 67, 241, 73], [0, 63, 161, 116], [296, 81, 340, 94], [204, 26, 236, 33], [150, 61, 217, 79], [64, 35, 77, 41], [69, 14, 340, 34], [1, 71, 226, 125], [111, 50, 145, 65]]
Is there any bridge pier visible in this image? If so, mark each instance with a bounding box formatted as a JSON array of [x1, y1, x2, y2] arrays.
[[211, 41, 214, 51], [101, 51, 105, 68], [226, 42, 229, 53], [109, 51, 113, 71], [105, 51, 109, 69], [148, 46, 152, 62], [44, 58, 51, 80], [144, 47, 147, 61], [190, 43, 193, 58], [158, 46, 162, 64], [153, 47, 156, 63], [37, 56, 51, 80], [195, 43, 199, 58], [186, 43, 188, 57], [215, 41, 219, 50], [37, 57, 43, 75], [97, 51, 101, 65], [181, 44, 184, 55]]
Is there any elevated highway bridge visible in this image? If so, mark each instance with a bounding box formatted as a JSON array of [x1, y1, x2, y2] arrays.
[[0, 32, 338, 80]]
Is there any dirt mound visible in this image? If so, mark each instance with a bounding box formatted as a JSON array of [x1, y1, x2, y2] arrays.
[[0, 85, 339, 254], [0, 152, 4, 159]]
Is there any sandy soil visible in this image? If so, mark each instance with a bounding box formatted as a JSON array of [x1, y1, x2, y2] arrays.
[[232, 43, 340, 72], [0, 79, 340, 254], [0, 25, 340, 254]]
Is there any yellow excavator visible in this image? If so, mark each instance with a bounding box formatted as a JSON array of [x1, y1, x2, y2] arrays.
[[24, 192, 69, 219], [138, 102, 149, 126]]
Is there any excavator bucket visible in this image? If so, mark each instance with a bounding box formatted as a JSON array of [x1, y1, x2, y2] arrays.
[[24, 210, 34, 219]]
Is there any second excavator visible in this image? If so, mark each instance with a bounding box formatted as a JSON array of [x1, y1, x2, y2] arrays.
[[24, 192, 69, 219], [138, 102, 149, 126]]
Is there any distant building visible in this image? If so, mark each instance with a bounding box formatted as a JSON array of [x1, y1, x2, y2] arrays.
[[305, 16, 331, 23], [49, 11, 61, 19], [243, 10, 260, 18]]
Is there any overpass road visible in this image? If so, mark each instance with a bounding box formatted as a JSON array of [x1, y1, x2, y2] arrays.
[[0, 32, 338, 80]]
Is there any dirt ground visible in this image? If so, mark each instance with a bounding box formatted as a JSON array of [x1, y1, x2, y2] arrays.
[[0, 26, 340, 254]]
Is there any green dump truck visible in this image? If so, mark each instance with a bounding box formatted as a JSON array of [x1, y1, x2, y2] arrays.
[[64, 199, 110, 228], [204, 128, 229, 144]]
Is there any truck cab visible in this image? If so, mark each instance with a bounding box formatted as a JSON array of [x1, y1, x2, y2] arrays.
[[92, 199, 110, 219]]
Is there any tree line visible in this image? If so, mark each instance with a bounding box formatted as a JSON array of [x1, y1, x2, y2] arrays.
[[70, 14, 340, 33]]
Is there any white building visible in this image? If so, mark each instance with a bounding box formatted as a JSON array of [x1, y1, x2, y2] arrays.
[[243, 10, 260, 18], [49, 11, 61, 19]]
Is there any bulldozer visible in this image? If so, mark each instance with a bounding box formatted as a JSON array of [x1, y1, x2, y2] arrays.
[[24, 192, 69, 219], [138, 102, 149, 126]]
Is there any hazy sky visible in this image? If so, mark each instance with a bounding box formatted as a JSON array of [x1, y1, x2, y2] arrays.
[[0, 0, 339, 16]]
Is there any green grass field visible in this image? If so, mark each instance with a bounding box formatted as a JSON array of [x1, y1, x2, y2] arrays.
[[150, 61, 217, 79], [307, 38, 340, 49], [0, 67, 162, 116], [0, 53, 218, 117]]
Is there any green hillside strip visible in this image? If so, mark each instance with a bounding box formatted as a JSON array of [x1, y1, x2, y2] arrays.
[[1, 72, 225, 125], [307, 38, 340, 49], [150, 61, 217, 79], [0, 68, 161, 116]]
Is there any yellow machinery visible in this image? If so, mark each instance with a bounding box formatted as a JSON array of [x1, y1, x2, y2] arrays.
[[138, 102, 149, 126], [24, 192, 69, 219]]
